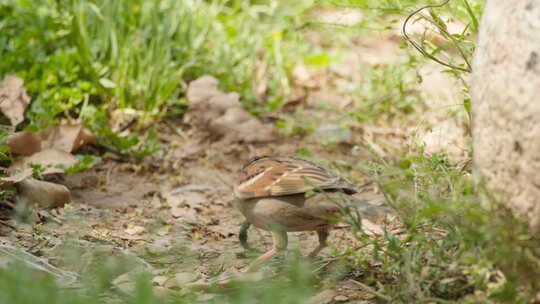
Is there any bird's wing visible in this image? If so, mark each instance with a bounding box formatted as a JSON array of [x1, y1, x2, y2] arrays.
[[234, 156, 356, 199]]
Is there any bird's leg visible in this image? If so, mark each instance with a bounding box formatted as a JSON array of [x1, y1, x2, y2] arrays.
[[239, 220, 251, 250], [308, 228, 329, 257], [245, 230, 288, 272]]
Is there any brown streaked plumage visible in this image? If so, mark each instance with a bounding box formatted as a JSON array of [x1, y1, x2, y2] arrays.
[[233, 156, 386, 272], [234, 156, 357, 199]]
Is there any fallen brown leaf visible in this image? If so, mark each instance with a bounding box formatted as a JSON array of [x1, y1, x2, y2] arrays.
[[0, 168, 32, 189], [41, 124, 96, 153], [1, 124, 95, 191], [308, 289, 338, 304], [333, 295, 349, 302], [0, 75, 30, 126], [6, 131, 42, 156], [125, 224, 145, 235], [152, 275, 168, 286], [9, 148, 78, 175], [185, 76, 223, 105], [185, 76, 276, 143]]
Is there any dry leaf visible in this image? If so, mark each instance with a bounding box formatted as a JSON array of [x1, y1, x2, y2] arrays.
[[41, 124, 96, 153], [3, 125, 94, 187], [170, 206, 198, 220], [152, 276, 168, 286], [6, 131, 42, 156], [308, 289, 338, 304], [156, 225, 171, 236], [333, 295, 349, 302], [185, 75, 276, 143], [16, 178, 71, 208], [125, 224, 145, 235], [110, 108, 141, 135], [9, 149, 78, 175], [0, 75, 30, 126], [0, 168, 32, 189], [185, 76, 222, 105]]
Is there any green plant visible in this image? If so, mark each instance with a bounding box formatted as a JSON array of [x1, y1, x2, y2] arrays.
[[349, 57, 425, 122], [0, 247, 325, 304], [312, 0, 482, 120], [65, 155, 102, 174], [0, 128, 11, 163], [0, 261, 163, 304], [333, 152, 540, 302], [1, 0, 315, 155]]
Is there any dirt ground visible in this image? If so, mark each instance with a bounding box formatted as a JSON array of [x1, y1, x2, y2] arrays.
[[0, 133, 389, 299]]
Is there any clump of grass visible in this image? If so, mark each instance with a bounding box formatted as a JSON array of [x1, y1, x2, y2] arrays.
[[0, 260, 164, 304], [0, 0, 314, 154], [0, 248, 321, 304], [349, 57, 425, 122], [315, 0, 483, 120], [337, 152, 540, 302]]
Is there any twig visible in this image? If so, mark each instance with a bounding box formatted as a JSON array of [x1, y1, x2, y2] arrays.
[[28, 238, 49, 252], [312, 256, 341, 273], [402, 0, 472, 73], [0, 220, 16, 230], [349, 279, 392, 302], [0, 199, 15, 209], [118, 117, 138, 132], [373, 177, 397, 211], [164, 119, 188, 140], [38, 210, 63, 225], [418, 12, 472, 71], [459, 158, 472, 172]]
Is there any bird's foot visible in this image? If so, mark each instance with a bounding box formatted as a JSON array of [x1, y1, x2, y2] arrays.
[[236, 247, 262, 259]]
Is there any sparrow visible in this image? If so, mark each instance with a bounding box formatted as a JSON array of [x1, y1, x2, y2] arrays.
[[233, 155, 385, 271]]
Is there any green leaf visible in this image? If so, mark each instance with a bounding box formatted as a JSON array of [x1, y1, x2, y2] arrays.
[[65, 155, 102, 174], [98, 78, 116, 88], [305, 52, 330, 67]]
